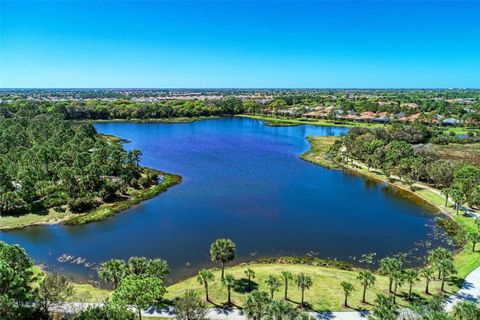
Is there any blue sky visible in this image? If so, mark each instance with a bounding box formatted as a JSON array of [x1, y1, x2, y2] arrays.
[[1, 1, 479, 88]]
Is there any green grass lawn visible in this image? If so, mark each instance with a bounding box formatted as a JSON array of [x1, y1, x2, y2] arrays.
[[166, 263, 459, 312], [70, 283, 112, 302], [0, 209, 72, 231], [300, 136, 340, 169]]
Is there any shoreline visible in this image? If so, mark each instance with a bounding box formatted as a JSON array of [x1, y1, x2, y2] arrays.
[[299, 136, 480, 278], [3, 118, 478, 311], [0, 169, 182, 231]]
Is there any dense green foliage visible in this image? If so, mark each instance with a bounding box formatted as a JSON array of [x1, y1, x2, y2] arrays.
[[71, 302, 134, 320], [330, 124, 480, 208], [0, 109, 150, 216], [98, 257, 169, 289], [0, 242, 38, 319], [174, 290, 208, 320]]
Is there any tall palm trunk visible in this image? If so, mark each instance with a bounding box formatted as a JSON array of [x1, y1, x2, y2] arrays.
[[425, 279, 430, 294], [284, 280, 288, 300], [393, 283, 397, 304], [205, 283, 209, 301], [344, 294, 348, 307], [227, 287, 231, 304], [362, 285, 367, 303], [389, 278, 393, 293], [301, 288, 305, 308]]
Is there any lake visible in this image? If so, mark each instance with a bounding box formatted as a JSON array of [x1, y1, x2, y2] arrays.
[[0, 118, 451, 282]]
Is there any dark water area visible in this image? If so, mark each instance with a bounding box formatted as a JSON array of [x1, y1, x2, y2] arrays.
[[0, 118, 451, 283]]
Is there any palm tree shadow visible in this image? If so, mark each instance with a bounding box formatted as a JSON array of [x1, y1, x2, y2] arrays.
[[234, 278, 258, 293]]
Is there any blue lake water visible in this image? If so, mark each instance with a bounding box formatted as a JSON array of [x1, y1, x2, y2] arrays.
[[0, 118, 450, 282]]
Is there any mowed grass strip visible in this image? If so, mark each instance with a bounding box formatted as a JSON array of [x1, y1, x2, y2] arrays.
[[166, 263, 456, 311]]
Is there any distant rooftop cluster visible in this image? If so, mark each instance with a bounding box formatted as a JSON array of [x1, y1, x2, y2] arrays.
[[1, 88, 479, 127]]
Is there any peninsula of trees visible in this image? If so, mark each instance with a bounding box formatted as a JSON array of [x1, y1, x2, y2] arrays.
[[0, 107, 160, 218]]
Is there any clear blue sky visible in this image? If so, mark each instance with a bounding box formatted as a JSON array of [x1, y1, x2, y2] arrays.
[[1, 1, 479, 88]]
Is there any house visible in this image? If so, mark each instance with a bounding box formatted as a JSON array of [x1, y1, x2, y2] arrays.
[[358, 112, 376, 121], [401, 103, 419, 109], [399, 113, 421, 122], [303, 111, 327, 118], [441, 118, 460, 126], [373, 115, 390, 123]]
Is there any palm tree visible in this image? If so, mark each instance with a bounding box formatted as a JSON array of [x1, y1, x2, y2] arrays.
[[244, 291, 270, 320], [441, 187, 451, 207], [427, 247, 453, 280], [419, 267, 434, 294], [245, 268, 255, 291], [222, 273, 236, 305], [98, 259, 128, 289], [264, 275, 281, 299], [468, 232, 480, 251], [340, 281, 354, 308], [453, 301, 480, 320], [266, 299, 299, 319], [403, 269, 418, 300], [438, 258, 456, 292], [280, 271, 293, 300], [391, 270, 403, 304], [357, 270, 376, 304], [449, 187, 463, 215], [295, 273, 313, 308], [197, 268, 214, 302], [210, 239, 236, 280], [379, 257, 402, 293], [369, 294, 398, 320]]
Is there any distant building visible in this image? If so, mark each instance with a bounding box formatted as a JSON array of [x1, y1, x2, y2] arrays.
[[441, 118, 460, 126]]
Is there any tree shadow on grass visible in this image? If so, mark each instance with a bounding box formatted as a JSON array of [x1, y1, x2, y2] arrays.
[[287, 299, 313, 311], [409, 293, 429, 305], [448, 276, 467, 291], [234, 278, 258, 293]]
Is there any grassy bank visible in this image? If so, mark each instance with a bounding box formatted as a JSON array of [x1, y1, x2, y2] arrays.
[[300, 136, 341, 170], [166, 262, 458, 312], [238, 114, 479, 136], [301, 136, 480, 278], [237, 114, 382, 129]]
